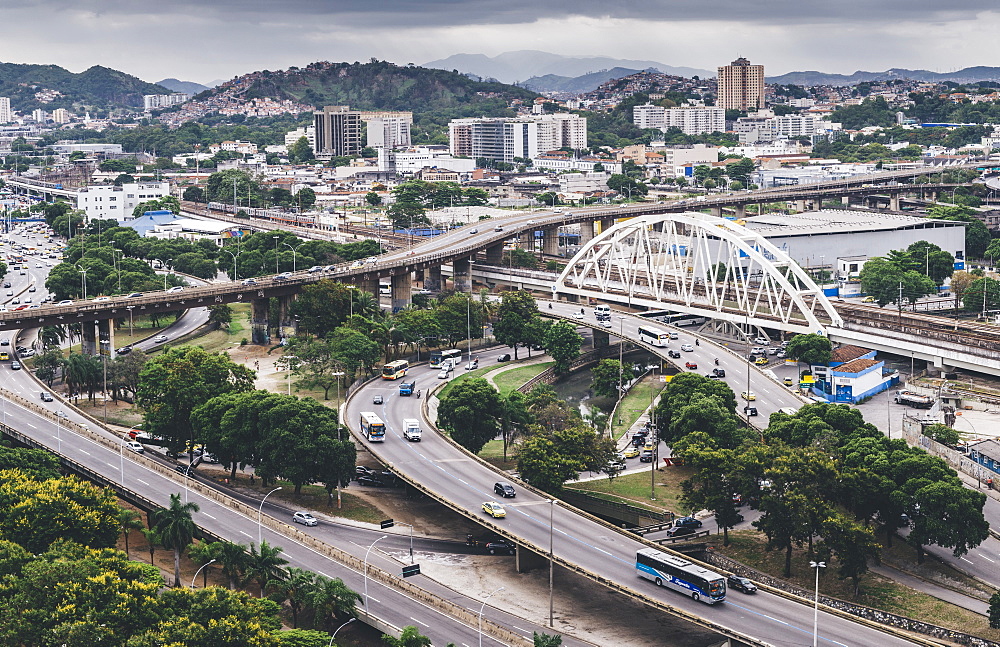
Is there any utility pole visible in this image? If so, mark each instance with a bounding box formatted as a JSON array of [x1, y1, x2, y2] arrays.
[[898, 281, 904, 325]]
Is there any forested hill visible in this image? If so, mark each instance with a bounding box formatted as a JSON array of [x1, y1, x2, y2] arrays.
[[0, 62, 168, 111], [212, 59, 540, 114]]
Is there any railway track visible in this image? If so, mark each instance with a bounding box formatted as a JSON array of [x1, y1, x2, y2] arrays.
[[834, 302, 1000, 354]]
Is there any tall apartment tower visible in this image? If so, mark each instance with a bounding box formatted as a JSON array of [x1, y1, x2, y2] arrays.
[[0, 97, 12, 124], [313, 105, 362, 158], [717, 57, 765, 111]]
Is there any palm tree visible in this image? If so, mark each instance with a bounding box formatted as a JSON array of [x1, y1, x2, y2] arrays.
[[117, 508, 144, 558], [309, 574, 362, 631], [272, 567, 317, 628], [151, 493, 200, 587], [214, 540, 249, 590], [187, 540, 220, 588], [246, 540, 288, 597], [140, 527, 161, 567], [352, 291, 380, 319]]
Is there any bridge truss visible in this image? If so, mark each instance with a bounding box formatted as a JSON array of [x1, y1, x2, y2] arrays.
[[554, 212, 843, 335]]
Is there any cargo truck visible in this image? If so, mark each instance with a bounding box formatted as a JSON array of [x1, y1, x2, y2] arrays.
[[403, 418, 421, 442], [894, 390, 933, 409], [399, 380, 415, 396]]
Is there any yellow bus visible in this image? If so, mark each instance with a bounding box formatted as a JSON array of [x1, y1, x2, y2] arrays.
[[381, 360, 409, 380]]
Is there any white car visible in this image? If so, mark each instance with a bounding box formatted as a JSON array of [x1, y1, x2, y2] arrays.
[[600, 318, 612, 328], [680, 344, 694, 352], [438, 368, 450, 379], [573, 312, 585, 320], [292, 511, 318, 526], [126, 441, 144, 454], [153, 335, 168, 343], [167, 286, 184, 293]]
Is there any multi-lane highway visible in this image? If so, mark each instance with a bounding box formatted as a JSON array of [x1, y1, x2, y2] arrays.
[[346, 338, 926, 646]]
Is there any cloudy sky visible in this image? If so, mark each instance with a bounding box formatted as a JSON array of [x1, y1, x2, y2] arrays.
[[1, 1, 999, 83]]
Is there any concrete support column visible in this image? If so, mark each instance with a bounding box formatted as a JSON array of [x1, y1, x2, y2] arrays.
[[97, 318, 115, 357], [709, 206, 722, 217], [579, 221, 595, 246], [277, 295, 296, 340], [484, 243, 504, 265], [515, 546, 549, 573], [600, 218, 615, 234], [733, 204, 746, 218], [251, 297, 270, 345], [413, 268, 425, 286], [453, 257, 472, 293], [592, 329, 610, 349], [81, 321, 97, 356], [890, 193, 901, 211], [795, 199, 807, 212], [519, 231, 534, 253], [356, 277, 379, 297], [424, 266, 443, 292], [841, 195, 850, 206], [542, 227, 559, 256], [391, 273, 411, 312]]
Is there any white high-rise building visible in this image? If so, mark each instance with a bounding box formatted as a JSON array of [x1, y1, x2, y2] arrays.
[[358, 111, 413, 149], [143, 93, 190, 110], [448, 113, 587, 163], [717, 57, 765, 111], [51, 108, 71, 124], [633, 104, 724, 135], [0, 98, 12, 124], [284, 126, 316, 151], [31, 109, 46, 123], [77, 182, 171, 221]]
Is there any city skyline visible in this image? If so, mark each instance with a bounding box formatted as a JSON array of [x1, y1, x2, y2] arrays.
[[0, 1, 998, 83]]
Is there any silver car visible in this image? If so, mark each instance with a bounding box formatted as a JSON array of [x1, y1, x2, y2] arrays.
[[292, 511, 318, 526]]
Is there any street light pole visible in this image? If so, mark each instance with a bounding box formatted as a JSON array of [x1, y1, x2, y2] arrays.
[[548, 499, 555, 627], [364, 534, 388, 611], [811, 560, 826, 647], [225, 250, 241, 282], [272, 235, 280, 274], [328, 618, 356, 646], [258, 486, 282, 545], [479, 586, 505, 647], [283, 241, 303, 273], [190, 559, 216, 589]]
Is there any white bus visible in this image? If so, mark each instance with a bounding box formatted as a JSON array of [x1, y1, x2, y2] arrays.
[[636, 548, 726, 604], [637, 325, 670, 347], [360, 412, 386, 442]]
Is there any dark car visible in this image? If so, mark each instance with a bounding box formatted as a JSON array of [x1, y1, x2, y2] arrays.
[[667, 349, 681, 359], [727, 575, 758, 594], [356, 475, 384, 487], [497, 354, 511, 362], [494, 482, 516, 498], [485, 539, 516, 555], [665, 526, 696, 538], [174, 464, 194, 475], [674, 516, 703, 529], [744, 406, 758, 417], [712, 368, 726, 378], [639, 450, 654, 463], [116, 346, 132, 355]]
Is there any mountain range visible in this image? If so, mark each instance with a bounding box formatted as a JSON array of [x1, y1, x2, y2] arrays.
[[423, 51, 711, 85], [768, 66, 1000, 86], [523, 67, 655, 94], [155, 78, 212, 95], [0, 62, 167, 111]]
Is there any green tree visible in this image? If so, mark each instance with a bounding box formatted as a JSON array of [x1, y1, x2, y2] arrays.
[[271, 567, 317, 628], [819, 514, 881, 597], [289, 280, 353, 337], [785, 333, 832, 368], [215, 540, 250, 589], [288, 136, 314, 163], [590, 359, 632, 399], [117, 508, 145, 558], [543, 320, 583, 375], [297, 187, 317, 210], [183, 186, 206, 202], [859, 257, 936, 309], [383, 626, 432, 647], [365, 190, 382, 206], [654, 372, 738, 446], [923, 423, 960, 447], [517, 424, 612, 492], [151, 493, 200, 587], [961, 276, 1000, 314], [136, 346, 256, 452], [906, 480, 988, 564], [990, 590, 1000, 629], [493, 290, 539, 359], [726, 157, 755, 185], [905, 240, 954, 285], [208, 303, 233, 328], [674, 434, 743, 545], [309, 574, 362, 631], [187, 540, 220, 587], [246, 540, 289, 597], [534, 633, 563, 647], [437, 378, 501, 453], [927, 204, 991, 258]]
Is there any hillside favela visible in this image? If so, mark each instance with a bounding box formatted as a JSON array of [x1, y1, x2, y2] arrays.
[[5, 3, 1000, 647]]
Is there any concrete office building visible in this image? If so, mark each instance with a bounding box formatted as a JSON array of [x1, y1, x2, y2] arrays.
[[717, 57, 765, 111], [633, 104, 724, 135], [77, 181, 171, 221], [0, 97, 11, 124], [313, 106, 362, 159], [143, 93, 190, 110], [449, 113, 587, 164], [51, 108, 71, 124], [363, 113, 413, 149], [284, 126, 316, 151]]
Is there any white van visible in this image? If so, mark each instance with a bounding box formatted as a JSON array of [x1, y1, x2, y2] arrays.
[[594, 304, 611, 319], [403, 418, 422, 442]]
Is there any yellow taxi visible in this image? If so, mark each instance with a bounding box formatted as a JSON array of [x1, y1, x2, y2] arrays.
[[741, 391, 757, 401], [623, 447, 641, 459], [0, 352, 9, 361], [783, 377, 794, 387], [863, 296, 876, 303], [754, 356, 769, 366], [482, 502, 506, 519]]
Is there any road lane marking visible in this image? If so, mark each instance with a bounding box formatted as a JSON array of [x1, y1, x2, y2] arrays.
[[202, 513, 216, 520], [79, 449, 91, 455], [961, 556, 975, 564], [410, 618, 429, 627], [25, 422, 36, 429], [980, 554, 995, 563], [317, 570, 330, 578], [513, 626, 530, 634], [136, 479, 150, 486], [239, 531, 253, 538]]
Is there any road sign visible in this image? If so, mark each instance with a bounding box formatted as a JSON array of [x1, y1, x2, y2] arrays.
[[380, 519, 394, 529], [402, 564, 421, 578]]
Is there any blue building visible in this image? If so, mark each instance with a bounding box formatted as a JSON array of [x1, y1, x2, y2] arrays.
[[810, 344, 899, 404], [969, 440, 1000, 477]]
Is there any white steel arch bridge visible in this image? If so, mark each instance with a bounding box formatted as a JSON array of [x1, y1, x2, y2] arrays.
[[554, 211, 843, 336]]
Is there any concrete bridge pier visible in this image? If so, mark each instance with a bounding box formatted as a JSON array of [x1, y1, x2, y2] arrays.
[[97, 319, 115, 356], [391, 273, 411, 311], [599, 218, 615, 234], [251, 297, 270, 345], [276, 295, 297, 340], [710, 206, 722, 217], [453, 257, 472, 293], [733, 204, 746, 218], [81, 321, 98, 356], [514, 545, 549, 573], [356, 278, 379, 297], [542, 228, 559, 256], [413, 268, 424, 287], [890, 193, 901, 211], [579, 221, 595, 246], [519, 231, 534, 253], [484, 243, 504, 265], [592, 329, 610, 348], [424, 266, 443, 292], [795, 199, 807, 212], [841, 195, 850, 206]]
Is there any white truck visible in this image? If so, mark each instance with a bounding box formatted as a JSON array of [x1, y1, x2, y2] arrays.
[[403, 418, 422, 442], [894, 390, 934, 409]]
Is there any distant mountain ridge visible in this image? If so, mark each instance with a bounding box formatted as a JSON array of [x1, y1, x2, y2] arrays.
[[0, 62, 167, 111], [423, 51, 711, 85], [768, 66, 1000, 86], [155, 78, 210, 95], [524, 67, 647, 94]]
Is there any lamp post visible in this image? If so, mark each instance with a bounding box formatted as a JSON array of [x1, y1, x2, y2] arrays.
[[190, 559, 216, 589], [126, 306, 135, 338], [272, 235, 280, 274], [258, 486, 282, 545], [364, 535, 388, 611], [55, 411, 62, 453], [118, 431, 128, 486], [329, 618, 355, 646], [810, 560, 826, 647], [615, 315, 626, 439], [111, 241, 121, 292], [479, 586, 505, 647], [225, 250, 241, 282], [100, 340, 109, 423], [77, 267, 88, 300], [283, 241, 304, 273], [181, 461, 194, 502]]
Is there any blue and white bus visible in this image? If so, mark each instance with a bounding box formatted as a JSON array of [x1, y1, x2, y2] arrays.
[[636, 548, 726, 604], [360, 412, 386, 442], [429, 348, 462, 368]]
